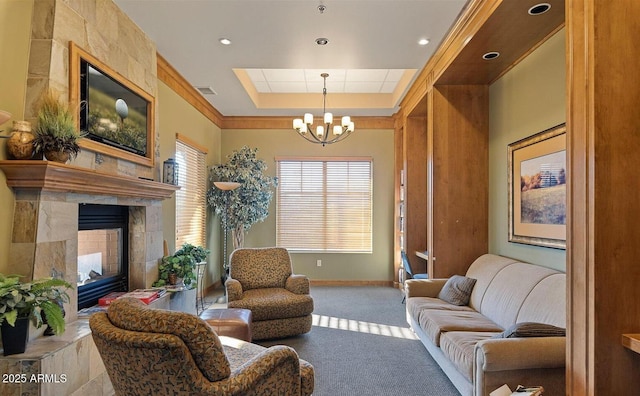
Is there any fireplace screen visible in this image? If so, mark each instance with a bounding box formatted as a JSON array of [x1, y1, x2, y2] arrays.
[[77, 204, 129, 309]]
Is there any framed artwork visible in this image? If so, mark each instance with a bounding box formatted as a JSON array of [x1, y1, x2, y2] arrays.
[[508, 124, 566, 249], [69, 41, 155, 168]]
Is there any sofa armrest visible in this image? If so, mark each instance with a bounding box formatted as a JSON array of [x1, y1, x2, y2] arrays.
[[474, 337, 565, 396], [404, 278, 448, 298], [475, 337, 565, 371], [286, 274, 310, 295], [225, 278, 243, 302]]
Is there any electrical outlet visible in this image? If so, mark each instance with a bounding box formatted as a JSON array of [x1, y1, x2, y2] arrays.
[[316, 259, 322, 267]]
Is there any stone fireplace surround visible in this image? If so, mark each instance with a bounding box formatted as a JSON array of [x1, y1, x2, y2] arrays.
[[0, 160, 177, 396], [0, 160, 178, 322]]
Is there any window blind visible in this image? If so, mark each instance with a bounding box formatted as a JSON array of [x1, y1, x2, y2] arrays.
[[175, 137, 207, 248], [276, 157, 373, 253]]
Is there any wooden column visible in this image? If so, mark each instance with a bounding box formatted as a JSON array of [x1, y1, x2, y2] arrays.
[[566, 0, 640, 394]]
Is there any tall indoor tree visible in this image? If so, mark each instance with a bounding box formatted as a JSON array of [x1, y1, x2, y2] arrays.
[[207, 146, 278, 266]]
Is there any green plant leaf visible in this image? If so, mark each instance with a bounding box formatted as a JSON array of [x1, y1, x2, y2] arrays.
[[40, 300, 65, 335], [4, 309, 17, 327]]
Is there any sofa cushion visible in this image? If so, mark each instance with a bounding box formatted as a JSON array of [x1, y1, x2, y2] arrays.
[[440, 331, 500, 381], [516, 273, 567, 328], [494, 322, 566, 338], [407, 297, 474, 322], [418, 309, 504, 346], [477, 263, 558, 329], [465, 254, 520, 311], [438, 275, 477, 306]]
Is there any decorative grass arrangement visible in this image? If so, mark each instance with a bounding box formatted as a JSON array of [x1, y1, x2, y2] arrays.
[[33, 91, 83, 160]]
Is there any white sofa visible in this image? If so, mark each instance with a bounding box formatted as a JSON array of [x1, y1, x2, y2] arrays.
[[405, 254, 565, 396]]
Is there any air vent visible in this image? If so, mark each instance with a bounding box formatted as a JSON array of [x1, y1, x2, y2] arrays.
[[196, 86, 217, 95]]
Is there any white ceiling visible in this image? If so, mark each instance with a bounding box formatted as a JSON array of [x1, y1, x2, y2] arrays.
[[114, 0, 468, 117]]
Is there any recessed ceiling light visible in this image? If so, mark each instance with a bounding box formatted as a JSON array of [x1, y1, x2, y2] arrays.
[[482, 51, 500, 60], [418, 38, 430, 46], [315, 37, 329, 46], [219, 38, 231, 45], [528, 3, 551, 15]]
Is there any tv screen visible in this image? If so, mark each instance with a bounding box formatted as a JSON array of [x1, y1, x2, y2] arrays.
[[80, 60, 148, 156]]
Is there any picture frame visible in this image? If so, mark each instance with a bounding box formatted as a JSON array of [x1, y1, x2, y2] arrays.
[[508, 124, 566, 249], [69, 41, 155, 168]]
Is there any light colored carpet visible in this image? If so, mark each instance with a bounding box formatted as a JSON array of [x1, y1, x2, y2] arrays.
[[251, 286, 461, 396]]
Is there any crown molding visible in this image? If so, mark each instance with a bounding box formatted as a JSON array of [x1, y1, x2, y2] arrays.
[[158, 55, 395, 131]]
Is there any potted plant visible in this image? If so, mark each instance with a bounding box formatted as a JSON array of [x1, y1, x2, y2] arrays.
[[175, 243, 210, 264], [33, 90, 83, 163], [0, 274, 72, 355], [153, 244, 209, 288]]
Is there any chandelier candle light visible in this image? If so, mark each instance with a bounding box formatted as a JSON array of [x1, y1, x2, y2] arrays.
[[293, 73, 355, 146]]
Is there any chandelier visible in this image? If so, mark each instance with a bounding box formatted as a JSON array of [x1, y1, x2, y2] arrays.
[[293, 73, 355, 146]]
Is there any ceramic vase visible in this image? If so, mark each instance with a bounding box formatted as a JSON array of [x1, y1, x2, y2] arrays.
[[6, 120, 34, 160]]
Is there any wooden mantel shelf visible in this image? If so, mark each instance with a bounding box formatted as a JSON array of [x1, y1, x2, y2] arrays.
[[0, 160, 179, 200], [622, 334, 640, 355]]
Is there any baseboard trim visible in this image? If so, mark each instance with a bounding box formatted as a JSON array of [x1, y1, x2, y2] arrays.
[[310, 280, 394, 287]]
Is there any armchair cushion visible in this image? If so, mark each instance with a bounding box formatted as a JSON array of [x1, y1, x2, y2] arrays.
[[230, 247, 292, 290], [230, 288, 314, 321], [107, 297, 230, 382]]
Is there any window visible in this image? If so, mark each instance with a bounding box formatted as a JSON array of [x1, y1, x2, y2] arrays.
[[276, 157, 373, 253], [175, 134, 208, 247]]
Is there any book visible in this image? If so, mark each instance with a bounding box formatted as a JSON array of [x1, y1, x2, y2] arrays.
[[121, 290, 159, 304], [98, 291, 127, 306]]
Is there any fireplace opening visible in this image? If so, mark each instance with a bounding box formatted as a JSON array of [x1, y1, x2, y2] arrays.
[[77, 204, 129, 309]]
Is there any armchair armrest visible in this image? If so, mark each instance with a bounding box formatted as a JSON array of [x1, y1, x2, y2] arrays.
[[404, 278, 448, 298], [286, 274, 310, 295], [475, 337, 566, 372], [227, 345, 302, 394], [225, 278, 243, 302]]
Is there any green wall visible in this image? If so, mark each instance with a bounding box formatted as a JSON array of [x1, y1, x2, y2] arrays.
[[488, 29, 566, 271], [221, 128, 395, 281], [0, 0, 32, 273], [157, 81, 222, 287]]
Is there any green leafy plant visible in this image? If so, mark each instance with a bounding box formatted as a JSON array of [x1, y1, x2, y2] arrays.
[[33, 90, 83, 159], [176, 243, 210, 263], [0, 274, 72, 336], [207, 146, 278, 250], [153, 244, 209, 288]]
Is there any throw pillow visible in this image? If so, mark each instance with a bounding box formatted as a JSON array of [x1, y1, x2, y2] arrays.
[[437, 275, 477, 306], [494, 322, 566, 338]]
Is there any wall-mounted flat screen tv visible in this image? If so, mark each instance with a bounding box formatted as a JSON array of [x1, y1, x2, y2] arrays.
[[80, 60, 148, 156]]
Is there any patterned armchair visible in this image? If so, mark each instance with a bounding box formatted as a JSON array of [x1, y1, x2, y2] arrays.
[[226, 247, 314, 340], [90, 298, 314, 396]]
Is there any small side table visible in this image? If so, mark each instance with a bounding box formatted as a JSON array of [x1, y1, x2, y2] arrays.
[[196, 261, 207, 314]]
